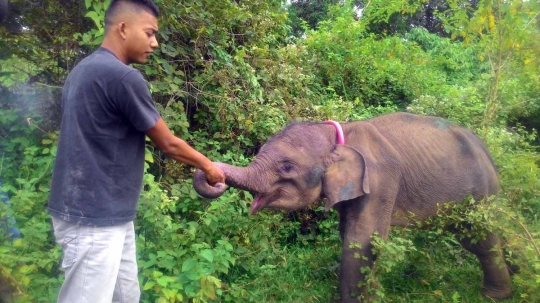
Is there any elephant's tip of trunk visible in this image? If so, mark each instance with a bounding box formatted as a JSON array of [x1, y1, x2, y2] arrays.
[[195, 182, 227, 199], [193, 169, 227, 199]]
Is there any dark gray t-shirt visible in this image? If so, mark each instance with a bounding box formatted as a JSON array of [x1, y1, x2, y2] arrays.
[[48, 47, 160, 226]]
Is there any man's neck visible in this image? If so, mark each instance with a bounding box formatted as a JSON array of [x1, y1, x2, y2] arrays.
[[101, 37, 128, 65]]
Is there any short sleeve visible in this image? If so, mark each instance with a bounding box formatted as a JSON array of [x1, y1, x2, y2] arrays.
[[116, 70, 161, 132]]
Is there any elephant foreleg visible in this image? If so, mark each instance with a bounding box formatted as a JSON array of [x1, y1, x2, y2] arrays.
[[339, 234, 376, 302], [336, 198, 392, 302]]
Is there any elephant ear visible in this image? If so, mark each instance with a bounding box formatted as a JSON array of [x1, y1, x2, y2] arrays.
[[323, 144, 370, 211]]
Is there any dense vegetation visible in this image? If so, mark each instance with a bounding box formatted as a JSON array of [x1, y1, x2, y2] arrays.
[[1, 0, 539, 302]]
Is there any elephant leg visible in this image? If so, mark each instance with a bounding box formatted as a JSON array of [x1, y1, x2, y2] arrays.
[[336, 198, 391, 302], [456, 232, 512, 300]]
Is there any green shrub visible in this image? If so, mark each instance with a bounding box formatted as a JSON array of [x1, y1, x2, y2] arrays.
[[0, 108, 60, 302]]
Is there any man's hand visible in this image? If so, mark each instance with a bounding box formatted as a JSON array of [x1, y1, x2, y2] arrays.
[[204, 164, 225, 185]]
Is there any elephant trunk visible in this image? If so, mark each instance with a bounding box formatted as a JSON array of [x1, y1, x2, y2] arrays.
[[193, 162, 255, 199]]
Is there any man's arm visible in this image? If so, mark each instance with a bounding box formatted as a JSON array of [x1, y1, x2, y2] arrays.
[[145, 118, 225, 185]]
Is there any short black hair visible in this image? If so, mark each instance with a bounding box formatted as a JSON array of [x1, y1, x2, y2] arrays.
[[105, 0, 160, 30]]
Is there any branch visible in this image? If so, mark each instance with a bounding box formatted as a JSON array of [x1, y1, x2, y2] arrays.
[[34, 82, 62, 89], [496, 208, 540, 257]]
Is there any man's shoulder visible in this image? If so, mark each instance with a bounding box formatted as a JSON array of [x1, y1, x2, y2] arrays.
[[66, 48, 143, 88], [94, 49, 135, 71], [71, 48, 136, 79]]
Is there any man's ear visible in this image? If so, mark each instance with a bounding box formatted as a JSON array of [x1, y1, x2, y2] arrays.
[[118, 22, 128, 40], [323, 145, 370, 211]]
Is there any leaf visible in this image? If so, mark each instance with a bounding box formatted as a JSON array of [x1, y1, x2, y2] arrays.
[[157, 277, 169, 287], [182, 258, 197, 272], [143, 281, 155, 290], [201, 276, 217, 299], [202, 217, 212, 226], [207, 275, 222, 288], [452, 291, 461, 303], [85, 11, 102, 28], [145, 148, 154, 163], [21, 277, 30, 286], [162, 288, 177, 299], [200, 249, 214, 262]]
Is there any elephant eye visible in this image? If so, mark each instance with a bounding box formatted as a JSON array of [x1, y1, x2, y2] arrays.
[[281, 162, 294, 173]]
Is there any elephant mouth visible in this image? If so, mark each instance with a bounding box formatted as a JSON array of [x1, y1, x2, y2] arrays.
[[250, 194, 265, 215]]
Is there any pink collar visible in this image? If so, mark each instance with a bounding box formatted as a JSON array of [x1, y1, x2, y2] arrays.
[[324, 120, 345, 145]]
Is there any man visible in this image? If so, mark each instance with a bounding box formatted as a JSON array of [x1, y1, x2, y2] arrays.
[[47, 0, 225, 302]]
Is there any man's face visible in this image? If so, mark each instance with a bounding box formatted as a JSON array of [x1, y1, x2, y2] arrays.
[[124, 10, 159, 64]]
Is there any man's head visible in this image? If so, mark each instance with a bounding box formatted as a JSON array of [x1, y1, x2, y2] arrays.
[[103, 0, 160, 64]]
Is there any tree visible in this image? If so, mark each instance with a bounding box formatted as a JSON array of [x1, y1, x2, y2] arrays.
[[443, 0, 540, 133], [287, 0, 364, 36]]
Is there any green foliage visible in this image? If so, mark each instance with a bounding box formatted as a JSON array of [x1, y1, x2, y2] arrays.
[[0, 0, 94, 85], [363, 0, 453, 37], [286, 0, 363, 37], [442, 0, 540, 131], [297, 3, 478, 111], [136, 164, 342, 302], [407, 89, 486, 128], [366, 195, 540, 302], [73, 0, 110, 46], [405, 27, 485, 85], [130, 0, 321, 156], [487, 126, 540, 221], [0, 108, 61, 302], [136, 170, 237, 302]]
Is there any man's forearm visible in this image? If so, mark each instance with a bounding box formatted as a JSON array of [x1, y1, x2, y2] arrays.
[[161, 138, 214, 173]]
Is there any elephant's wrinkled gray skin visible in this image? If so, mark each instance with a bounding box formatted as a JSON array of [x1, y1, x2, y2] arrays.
[[193, 112, 512, 302]]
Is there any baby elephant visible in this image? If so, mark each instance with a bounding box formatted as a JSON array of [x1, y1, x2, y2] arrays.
[[194, 112, 512, 302]]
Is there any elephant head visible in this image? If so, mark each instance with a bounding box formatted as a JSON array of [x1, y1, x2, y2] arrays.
[[193, 122, 370, 214]]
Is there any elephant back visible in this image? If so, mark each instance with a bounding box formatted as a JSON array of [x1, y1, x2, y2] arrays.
[[364, 112, 499, 211]]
